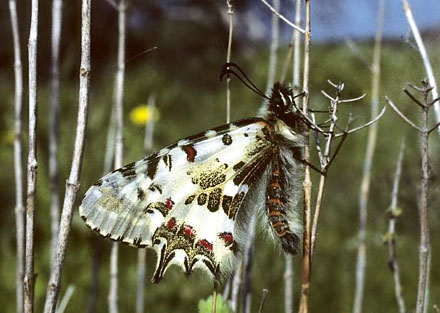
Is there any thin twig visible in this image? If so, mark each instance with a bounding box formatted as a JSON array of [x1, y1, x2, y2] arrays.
[[334, 106, 387, 137], [56, 285, 75, 313], [257, 289, 269, 313], [242, 215, 257, 313], [109, 2, 127, 313], [136, 95, 156, 313], [401, 0, 440, 131], [231, 259, 242, 312], [259, 0, 305, 34], [353, 2, 384, 312], [42, 0, 91, 311], [385, 97, 422, 132], [298, 0, 311, 312], [49, 0, 64, 268], [8, 1, 24, 312], [265, 0, 280, 94], [24, 0, 39, 311], [225, 0, 233, 124], [386, 139, 407, 313], [87, 237, 102, 313]]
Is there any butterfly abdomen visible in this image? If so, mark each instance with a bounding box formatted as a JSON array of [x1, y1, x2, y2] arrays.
[[266, 156, 300, 255]]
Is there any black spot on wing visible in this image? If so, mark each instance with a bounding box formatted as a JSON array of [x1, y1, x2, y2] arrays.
[[222, 196, 232, 217], [162, 154, 172, 171], [197, 193, 207, 205], [147, 152, 160, 179], [222, 134, 232, 145], [185, 195, 196, 205], [207, 188, 222, 212], [233, 161, 245, 172], [137, 188, 145, 200], [93, 179, 103, 187]]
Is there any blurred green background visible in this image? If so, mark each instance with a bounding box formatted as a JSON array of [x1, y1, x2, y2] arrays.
[[1, 1, 439, 312]]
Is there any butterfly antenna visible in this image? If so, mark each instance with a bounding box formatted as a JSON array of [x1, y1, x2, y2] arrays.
[[219, 62, 270, 100]]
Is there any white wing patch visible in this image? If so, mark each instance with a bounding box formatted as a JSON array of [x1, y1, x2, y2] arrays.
[[79, 118, 274, 281]]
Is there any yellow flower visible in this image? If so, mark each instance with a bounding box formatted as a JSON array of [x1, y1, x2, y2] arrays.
[[2, 129, 15, 146], [129, 105, 159, 126]]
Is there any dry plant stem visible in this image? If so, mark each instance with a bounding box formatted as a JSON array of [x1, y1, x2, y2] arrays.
[[225, 0, 233, 124], [211, 286, 217, 313], [259, 0, 305, 33], [257, 289, 269, 313], [353, 2, 384, 312], [242, 215, 257, 313], [9, 1, 24, 312], [387, 139, 406, 313], [136, 95, 156, 313], [284, 3, 302, 311], [56, 285, 75, 313], [401, 0, 440, 127], [265, 0, 280, 93], [416, 86, 431, 313], [231, 259, 242, 312], [109, 2, 127, 313], [42, 0, 91, 311], [298, 1, 311, 312], [49, 0, 64, 268], [24, 0, 39, 311], [87, 237, 102, 313]]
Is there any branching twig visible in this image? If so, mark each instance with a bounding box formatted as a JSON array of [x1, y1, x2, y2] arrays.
[[353, 2, 384, 312], [43, 0, 91, 311], [8, 1, 24, 312], [259, 0, 305, 34], [401, 0, 440, 130], [385, 97, 423, 132], [385, 139, 407, 313], [386, 80, 436, 313], [24, 0, 39, 311], [49, 0, 64, 268]]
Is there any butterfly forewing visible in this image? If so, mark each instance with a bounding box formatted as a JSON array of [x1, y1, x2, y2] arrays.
[[80, 118, 275, 280]]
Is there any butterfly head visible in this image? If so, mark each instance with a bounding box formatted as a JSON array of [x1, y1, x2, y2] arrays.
[[268, 83, 304, 132]]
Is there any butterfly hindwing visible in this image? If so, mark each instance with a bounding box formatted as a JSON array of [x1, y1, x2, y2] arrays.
[[79, 118, 275, 280]]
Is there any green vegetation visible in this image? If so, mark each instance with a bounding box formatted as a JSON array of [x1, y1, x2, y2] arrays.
[[0, 41, 439, 313]]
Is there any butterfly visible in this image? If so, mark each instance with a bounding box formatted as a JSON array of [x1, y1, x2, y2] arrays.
[[79, 66, 307, 283]]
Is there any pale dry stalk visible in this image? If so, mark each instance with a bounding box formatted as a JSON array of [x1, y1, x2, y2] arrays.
[[24, 0, 39, 311], [136, 95, 156, 313], [386, 139, 407, 313], [353, 1, 384, 312], [284, 1, 302, 312], [49, 0, 64, 267], [8, 0, 24, 312], [225, 0, 233, 124], [298, 0, 311, 312], [109, 1, 127, 313], [42, 0, 91, 311]]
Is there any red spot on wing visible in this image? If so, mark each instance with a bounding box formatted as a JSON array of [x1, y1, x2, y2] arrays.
[[220, 232, 234, 244], [167, 217, 176, 229], [165, 197, 174, 210], [199, 239, 213, 251], [182, 145, 197, 162], [184, 225, 194, 237]]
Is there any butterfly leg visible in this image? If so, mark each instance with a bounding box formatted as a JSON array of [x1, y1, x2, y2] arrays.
[[266, 157, 300, 255]]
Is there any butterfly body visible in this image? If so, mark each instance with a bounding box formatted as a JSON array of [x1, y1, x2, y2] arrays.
[[80, 83, 306, 282]]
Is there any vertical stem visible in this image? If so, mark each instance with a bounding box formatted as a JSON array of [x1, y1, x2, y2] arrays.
[[24, 0, 39, 311], [298, 0, 311, 312], [265, 0, 280, 93], [49, 0, 64, 267], [136, 95, 156, 313], [387, 139, 406, 313], [353, 2, 383, 312], [225, 0, 233, 124], [401, 0, 440, 131], [231, 259, 242, 312], [415, 100, 430, 313], [8, 1, 24, 312], [109, 2, 126, 313], [242, 214, 257, 313], [285, 2, 302, 312], [43, 0, 91, 311], [87, 237, 103, 313]]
